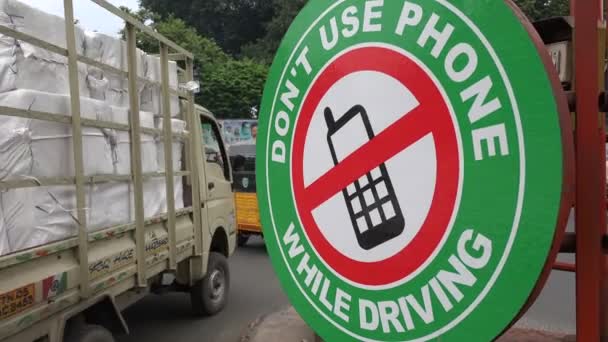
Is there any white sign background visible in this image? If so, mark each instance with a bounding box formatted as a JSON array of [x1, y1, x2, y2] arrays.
[[303, 71, 438, 263]]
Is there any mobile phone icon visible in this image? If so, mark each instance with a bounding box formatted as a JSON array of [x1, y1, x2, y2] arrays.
[[325, 105, 405, 250]]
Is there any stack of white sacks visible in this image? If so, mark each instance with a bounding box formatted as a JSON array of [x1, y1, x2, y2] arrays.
[[0, 0, 186, 256]]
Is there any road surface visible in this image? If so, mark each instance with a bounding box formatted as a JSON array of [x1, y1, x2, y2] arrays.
[[516, 212, 576, 335], [117, 237, 289, 342], [116, 225, 577, 341]]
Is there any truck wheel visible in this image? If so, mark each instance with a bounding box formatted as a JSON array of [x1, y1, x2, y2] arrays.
[[237, 234, 250, 247], [191, 252, 230, 316], [64, 324, 115, 342]]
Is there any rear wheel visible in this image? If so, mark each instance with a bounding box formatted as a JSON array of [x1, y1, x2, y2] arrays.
[[237, 233, 250, 247], [64, 324, 115, 342], [190, 252, 230, 316]]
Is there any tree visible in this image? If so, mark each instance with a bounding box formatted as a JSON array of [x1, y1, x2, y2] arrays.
[[242, 0, 569, 64], [123, 0, 569, 118], [512, 0, 569, 21], [139, 0, 274, 56], [120, 7, 266, 119], [241, 0, 307, 64], [199, 59, 268, 119], [120, 8, 229, 73]]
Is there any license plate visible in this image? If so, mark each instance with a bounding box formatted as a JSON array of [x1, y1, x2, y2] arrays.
[[235, 193, 261, 229], [0, 284, 35, 320]]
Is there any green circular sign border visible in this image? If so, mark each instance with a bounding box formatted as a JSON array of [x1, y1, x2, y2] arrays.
[[256, 0, 574, 341]]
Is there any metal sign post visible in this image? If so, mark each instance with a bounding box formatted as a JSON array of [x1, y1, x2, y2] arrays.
[[571, 0, 607, 340]]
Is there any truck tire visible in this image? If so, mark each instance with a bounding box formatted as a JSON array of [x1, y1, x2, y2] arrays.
[[191, 252, 230, 316], [237, 233, 250, 247], [64, 324, 115, 342]]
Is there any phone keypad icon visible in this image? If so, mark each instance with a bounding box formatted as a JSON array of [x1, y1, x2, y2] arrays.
[[325, 105, 406, 250], [347, 166, 399, 235]]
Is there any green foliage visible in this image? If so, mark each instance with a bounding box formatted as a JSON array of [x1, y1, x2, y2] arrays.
[[139, 0, 274, 56], [199, 59, 268, 119], [119, 7, 265, 119], [512, 0, 569, 21], [241, 0, 307, 64], [127, 0, 569, 119], [242, 0, 570, 64], [120, 8, 229, 72]]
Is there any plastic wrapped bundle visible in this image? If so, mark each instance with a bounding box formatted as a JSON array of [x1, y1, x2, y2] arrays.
[[174, 176, 184, 210], [2, 180, 136, 254], [154, 118, 186, 214], [84, 31, 147, 108], [111, 107, 158, 175], [0, 120, 31, 181], [88, 181, 132, 231], [141, 55, 180, 117], [156, 118, 187, 172], [0, 210, 9, 256], [142, 177, 164, 219], [0, 89, 115, 180], [142, 176, 184, 218], [0, 0, 89, 96], [3, 185, 79, 252]]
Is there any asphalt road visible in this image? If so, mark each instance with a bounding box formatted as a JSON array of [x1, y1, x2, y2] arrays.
[[117, 237, 289, 342], [518, 265, 575, 334], [115, 220, 577, 341], [516, 212, 576, 335]]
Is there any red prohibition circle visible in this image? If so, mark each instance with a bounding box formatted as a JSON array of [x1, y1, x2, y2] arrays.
[[291, 46, 461, 286]]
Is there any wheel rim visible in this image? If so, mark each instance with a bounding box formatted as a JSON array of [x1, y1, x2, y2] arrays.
[[209, 268, 225, 303]]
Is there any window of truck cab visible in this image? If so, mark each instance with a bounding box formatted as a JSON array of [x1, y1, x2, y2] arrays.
[[201, 117, 230, 181]]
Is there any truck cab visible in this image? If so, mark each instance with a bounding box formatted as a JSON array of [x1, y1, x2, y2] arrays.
[[194, 105, 237, 258]]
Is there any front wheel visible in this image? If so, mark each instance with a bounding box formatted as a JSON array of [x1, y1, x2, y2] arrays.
[[190, 252, 230, 316]]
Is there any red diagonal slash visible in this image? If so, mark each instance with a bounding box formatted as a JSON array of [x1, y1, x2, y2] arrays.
[[303, 104, 439, 210], [289, 46, 460, 286]]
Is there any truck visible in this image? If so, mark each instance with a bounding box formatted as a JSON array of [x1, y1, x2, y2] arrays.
[[218, 119, 262, 246], [229, 141, 261, 246], [0, 1, 236, 341]]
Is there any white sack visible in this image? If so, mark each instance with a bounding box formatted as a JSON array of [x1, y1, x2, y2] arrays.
[[143, 176, 184, 218], [0, 0, 89, 96], [85, 31, 146, 107], [156, 118, 186, 172], [143, 177, 164, 219], [175, 176, 184, 210], [11, 53, 90, 97], [0, 207, 9, 256], [3, 185, 78, 252], [0, 89, 114, 180], [140, 87, 181, 117], [141, 55, 180, 117], [146, 55, 178, 86], [2, 181, 136, 253], [0, 0, 85, 59], [111, 107, 157, 175], [0, 123, 31, 181], [84, 31, 146, 76], [88, 182, 132, 231]]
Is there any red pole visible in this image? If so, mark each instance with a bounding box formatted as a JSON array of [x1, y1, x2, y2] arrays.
[[601, 0, 608, 338], [571, 0, 575, 16], [575, 0, 603, 340]]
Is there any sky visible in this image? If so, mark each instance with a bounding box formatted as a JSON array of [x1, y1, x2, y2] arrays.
[[19, 0, 140, 36]]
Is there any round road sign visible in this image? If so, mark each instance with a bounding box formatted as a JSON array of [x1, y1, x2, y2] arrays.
[[257, 0, 573, 341]]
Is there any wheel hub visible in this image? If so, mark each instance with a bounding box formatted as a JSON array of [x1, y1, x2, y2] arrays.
[[209, 269, 225, 302]]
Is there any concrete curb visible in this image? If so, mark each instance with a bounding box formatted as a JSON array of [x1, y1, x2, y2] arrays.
[[242, 306, 576, 342], [240, 307, 316, 342]]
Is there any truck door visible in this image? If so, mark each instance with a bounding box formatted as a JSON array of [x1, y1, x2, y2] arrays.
[[200, 116, 236, 237]]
